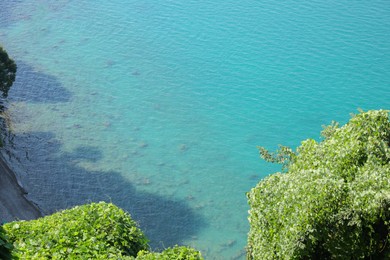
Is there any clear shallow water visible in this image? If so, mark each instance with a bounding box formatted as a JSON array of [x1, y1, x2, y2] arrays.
[[1, 1, 389, 258]]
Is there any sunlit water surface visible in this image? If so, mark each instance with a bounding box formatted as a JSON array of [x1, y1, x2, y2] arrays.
[[0, 1, 389, 258]]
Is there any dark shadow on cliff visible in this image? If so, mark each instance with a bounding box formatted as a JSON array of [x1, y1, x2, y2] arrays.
[[2, 131, 206, 250], [8, 61, 72, 104]]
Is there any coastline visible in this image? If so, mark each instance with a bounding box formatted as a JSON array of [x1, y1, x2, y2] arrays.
[[0, 153, 42, 222]]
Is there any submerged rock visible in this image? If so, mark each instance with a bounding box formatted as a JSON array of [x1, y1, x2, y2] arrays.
[[178, 144, 188, 152]]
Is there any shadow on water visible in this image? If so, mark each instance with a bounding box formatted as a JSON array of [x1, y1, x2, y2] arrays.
[[3, 131, 206, 250], [0, 2, 22, 28], [8, 61, 72, 103], [0, 52, 205, 250], [0, 1, 68, 28]]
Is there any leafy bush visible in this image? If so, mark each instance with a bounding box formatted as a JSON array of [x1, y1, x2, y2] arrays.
[[0, 225, 12, 259], [136, 245, 203, 260], [0, 46, 17, 98], [247, 110, 390, 259], [3, 202, 148, 259]]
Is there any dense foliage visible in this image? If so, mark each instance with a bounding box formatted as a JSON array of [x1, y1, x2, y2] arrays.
[[0, 226, 12, 259], [3, 202, 148, 259], [2, 202, 203, 259], [0, 46, 16, 98], [247, 110, 390, 259], [136, 245, 203, 260]]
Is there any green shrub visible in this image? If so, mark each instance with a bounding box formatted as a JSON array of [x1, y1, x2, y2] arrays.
[[0, 225, 12, 259], [247, 110, 390, 259], [136, 245, 203, 260], [4, 202, 148, 259], [0, 46, 17, 98]]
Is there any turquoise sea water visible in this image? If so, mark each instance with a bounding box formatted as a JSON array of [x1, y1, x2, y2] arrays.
[[1, 1, 389, 258]]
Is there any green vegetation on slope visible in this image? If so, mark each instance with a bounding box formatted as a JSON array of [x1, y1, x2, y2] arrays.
[[0, 46, 16, 98], [3, 202, 148, 259], [247, 109, 390, 259], [0, 226, 12, 259], [136, 245, 203, 260], [2, 202, 202, 259], [0, 45, 16, 146]]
